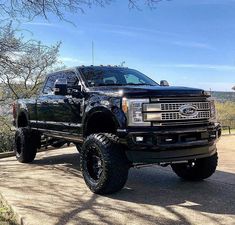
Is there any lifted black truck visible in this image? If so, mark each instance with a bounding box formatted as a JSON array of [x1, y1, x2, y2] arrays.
[[13, 66, 221, 194]]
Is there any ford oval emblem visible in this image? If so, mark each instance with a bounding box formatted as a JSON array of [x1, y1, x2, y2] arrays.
[[179, 105, 198, 117]]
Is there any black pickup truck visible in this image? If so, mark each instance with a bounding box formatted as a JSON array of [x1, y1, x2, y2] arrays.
[[13, 66, 221, 194]]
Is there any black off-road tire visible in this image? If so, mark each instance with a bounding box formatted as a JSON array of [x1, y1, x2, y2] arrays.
[[14, 128, 40, 163], [80, 133, 130, 194], [171, 152, 218, 181]]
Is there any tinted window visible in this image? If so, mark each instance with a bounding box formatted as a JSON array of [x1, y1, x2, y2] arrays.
[[80, 67, 157, 87], [67, 72, 79, 88], [43, 71, 78, 94], [124, 74, 145, 84], [43, 74, 58, 94]]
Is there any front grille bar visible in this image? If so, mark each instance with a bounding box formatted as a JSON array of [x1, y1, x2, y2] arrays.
[[143, 102, 210, 112], [144, 111, 210, 121], [143, 100, 211, 124]]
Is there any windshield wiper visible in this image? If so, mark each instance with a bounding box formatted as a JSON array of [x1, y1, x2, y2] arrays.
[[95, 83, 157, 87], [126, 83, 156, 86], [96, 83, 126, 86]]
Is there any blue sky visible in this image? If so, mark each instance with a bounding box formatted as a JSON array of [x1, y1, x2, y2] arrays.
[[21, 0, 235, 91]]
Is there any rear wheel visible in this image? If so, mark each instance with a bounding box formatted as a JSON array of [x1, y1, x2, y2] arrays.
[[171, 152, 218, 181], [80, 133, 130, 194], [14, 128, 40, 163]]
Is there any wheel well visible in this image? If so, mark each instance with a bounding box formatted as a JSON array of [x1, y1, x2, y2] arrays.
[[85, 112, 116, 137], [17, 112, 28, 127]]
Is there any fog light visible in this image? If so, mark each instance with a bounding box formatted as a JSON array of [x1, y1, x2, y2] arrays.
[[136, 136, 144, 142]]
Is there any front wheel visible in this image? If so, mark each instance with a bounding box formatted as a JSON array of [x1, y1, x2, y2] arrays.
[[171, 152, 218, 181], [80, 133, 130, 194]]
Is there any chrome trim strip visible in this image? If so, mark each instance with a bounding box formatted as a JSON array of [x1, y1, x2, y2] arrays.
[[143, 103, 161, 112], [30, 120, 82, 127], [32, 128, 84, 142], [144, 111, 210, 122], [153, 120, 209, 126], [117, 129, 127, 132], [143, 102, 210, 112], [151, 97, 208, 102]]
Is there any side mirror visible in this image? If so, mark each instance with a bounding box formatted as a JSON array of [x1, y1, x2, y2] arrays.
[[71, 85, 83, 98], [72, 85, 82, 92], [160, 80, 169, 86], [54, 78, 68, 95]]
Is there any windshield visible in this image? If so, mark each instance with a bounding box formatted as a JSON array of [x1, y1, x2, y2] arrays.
[[79, 67, 158, 87]]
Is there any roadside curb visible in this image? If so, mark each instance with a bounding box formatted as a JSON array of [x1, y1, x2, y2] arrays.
[[0, 192, 24, 225], [0, 145, 71, 159], [0, 152, 14, 158]]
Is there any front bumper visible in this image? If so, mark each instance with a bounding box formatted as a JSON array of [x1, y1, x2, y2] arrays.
[[117, 123, 221, 164]]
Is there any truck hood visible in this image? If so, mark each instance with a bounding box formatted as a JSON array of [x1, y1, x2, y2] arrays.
[[88, 85, 208, 98]]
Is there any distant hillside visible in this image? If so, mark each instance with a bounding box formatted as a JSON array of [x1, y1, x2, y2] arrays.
[[211, 91, 235, 102]]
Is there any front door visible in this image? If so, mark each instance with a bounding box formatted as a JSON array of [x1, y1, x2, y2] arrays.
[[36, 70, 83, 134], [50, 70, 83, 133]]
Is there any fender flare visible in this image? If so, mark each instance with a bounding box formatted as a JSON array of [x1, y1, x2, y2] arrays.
[[82, 106, 119, 136], [16, 109, 30, 128]]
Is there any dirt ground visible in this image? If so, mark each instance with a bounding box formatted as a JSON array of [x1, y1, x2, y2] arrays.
[[0, 135, 234, 225]]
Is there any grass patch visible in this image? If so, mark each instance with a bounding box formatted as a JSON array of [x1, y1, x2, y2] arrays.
[[0, 200, 18, 225]]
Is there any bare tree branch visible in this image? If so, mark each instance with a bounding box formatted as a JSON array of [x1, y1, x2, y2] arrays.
[[0, 23, 61, 100], [0, 0, 166, 21]]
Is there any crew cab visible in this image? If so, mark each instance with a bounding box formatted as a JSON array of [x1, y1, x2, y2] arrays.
[[13, 66, 221, 194]]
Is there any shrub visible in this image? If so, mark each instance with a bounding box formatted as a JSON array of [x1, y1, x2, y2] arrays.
[[0, 116, 14, 152], [215, 101, 235, 128], [0, 132, 14, 152]]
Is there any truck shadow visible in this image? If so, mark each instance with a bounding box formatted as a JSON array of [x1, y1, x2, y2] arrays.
[[116, 168, 235, 214], [33, 150, 235, 224]]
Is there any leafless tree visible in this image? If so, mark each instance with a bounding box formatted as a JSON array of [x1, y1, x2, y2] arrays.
[[0, 23, 60, 100], [0, 23, 61, 149], [232, 86, 235, 91], [0, 0, 166, 21]]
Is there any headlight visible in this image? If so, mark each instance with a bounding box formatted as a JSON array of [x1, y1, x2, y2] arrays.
[[122, 98, 150, 126], [210, 99, 217, 121]]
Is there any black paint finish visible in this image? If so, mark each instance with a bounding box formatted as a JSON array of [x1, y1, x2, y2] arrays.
[[13, 66, 220, 164]]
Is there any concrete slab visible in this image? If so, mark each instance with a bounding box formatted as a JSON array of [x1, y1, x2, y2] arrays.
[[0, 136, 235, 225]]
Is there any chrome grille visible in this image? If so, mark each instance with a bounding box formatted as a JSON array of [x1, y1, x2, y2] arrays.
[[143, 100, 211, 124], [143, 102, 210, 112], [161, 111, 210, 121], [161, 102, 210, 111]]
